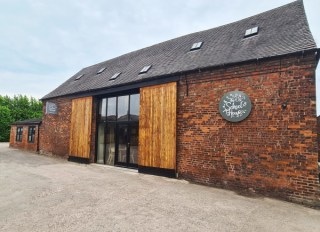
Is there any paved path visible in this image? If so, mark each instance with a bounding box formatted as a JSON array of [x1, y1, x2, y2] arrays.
[[0, 143, 319, 232]]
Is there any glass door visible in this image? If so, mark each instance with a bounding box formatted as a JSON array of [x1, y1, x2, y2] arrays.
[[105, 124, 116, 165], [97, 93, 139, 168], [96, 122, 105, 164], [129, 123, 138, 165], [115, 123, 138, 167], [116, 124, 128, 164]]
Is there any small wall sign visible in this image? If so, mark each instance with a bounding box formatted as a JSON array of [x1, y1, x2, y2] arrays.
[[46, 102, 58, 115], [219, 91, 252, 122]]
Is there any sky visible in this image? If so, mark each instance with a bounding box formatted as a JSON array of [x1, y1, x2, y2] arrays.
[[0, 0, 319, 112]]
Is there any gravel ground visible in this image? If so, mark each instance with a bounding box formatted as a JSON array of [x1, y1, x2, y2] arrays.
[[0, 143, 319, 232]]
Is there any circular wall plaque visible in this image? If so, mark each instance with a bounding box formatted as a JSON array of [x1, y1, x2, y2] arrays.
[[219, 91, 252, 122]]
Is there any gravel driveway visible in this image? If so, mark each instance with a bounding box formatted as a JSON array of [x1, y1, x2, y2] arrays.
[[0, 143, 319, 232]]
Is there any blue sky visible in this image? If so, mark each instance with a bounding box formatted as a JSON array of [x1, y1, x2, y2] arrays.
[[0, 0, 319, 113]]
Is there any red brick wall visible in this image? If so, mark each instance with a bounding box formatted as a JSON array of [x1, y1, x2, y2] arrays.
[[318, 116, 320, 162], [38, 52, 319, 206], [39, 96, 97, 161], [177, 52, 319, 206], [39, 97, 72, 158], [9, 125, 39, 152]]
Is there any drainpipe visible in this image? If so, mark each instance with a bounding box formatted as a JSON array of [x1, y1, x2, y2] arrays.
[[37, 123, 41, 153]]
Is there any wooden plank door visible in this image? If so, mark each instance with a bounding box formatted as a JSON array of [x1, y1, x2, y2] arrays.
[[139, 82, 176, 170], [69, 97, 93, 159]]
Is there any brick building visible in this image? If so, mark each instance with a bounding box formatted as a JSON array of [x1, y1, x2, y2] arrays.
[[10, 119, 41, 152], [11, 1, 320, 206]]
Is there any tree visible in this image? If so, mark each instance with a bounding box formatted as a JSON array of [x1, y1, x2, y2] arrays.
[[0, 95, 43, 142], [0, 106, 12, 142]]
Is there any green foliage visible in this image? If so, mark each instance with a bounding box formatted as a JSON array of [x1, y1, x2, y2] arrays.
[[0, 95, 42, 142], [0, 106, 11, 142]]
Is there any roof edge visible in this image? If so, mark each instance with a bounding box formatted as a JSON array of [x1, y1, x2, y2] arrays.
[[41, 48, 319, 101], [11, 118, 42, 125]]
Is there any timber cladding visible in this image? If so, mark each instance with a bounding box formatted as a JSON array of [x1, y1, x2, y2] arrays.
[[69, 97, 93, 159], [139, 82, 177, 170]]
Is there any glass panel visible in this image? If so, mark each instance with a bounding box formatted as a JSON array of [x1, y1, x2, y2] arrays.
[[117, 96, 129, 121], [99, 98, 107, 121], [17, 127, 23, 141], [130, 94, 140, 121], [107, 97, 116, 121], [97, 123, 105, 164], [28, 127, 35, 143], [130, 124, 139, 164], [105, 124, 116, 165], [117, 125, 128, 163]]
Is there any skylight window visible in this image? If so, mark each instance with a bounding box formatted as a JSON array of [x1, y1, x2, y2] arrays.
[[190, 42, 203, 51], [139, 65, 152, 74], [244, 26, 259, 38], [97, 67, 106, 74], [109, 72, 121, 81], [75, 74, 83, 80]]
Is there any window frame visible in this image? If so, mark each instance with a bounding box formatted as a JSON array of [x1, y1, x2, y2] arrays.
[[99, 93, 140, 123], [96, 92, 140, 167], [16, 127, 23, 142], [28, 126, 36, 143]]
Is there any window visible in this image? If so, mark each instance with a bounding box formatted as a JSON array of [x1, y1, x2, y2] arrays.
[[99, 98, 107, 121], [97, 67, 106, 74], [75, 74, 84, 80], [28, 126, 36, 143], [16, 127, 23, 142], [109, 72, 121, 81], [99, 94, 140, 123], [190, 42, 203, 51], [107, 97, 117, 121], [130, 94, 140, 121], [118, 96, 129, 121], [139, 65, 151, 74], [244, 26, 259, 38]]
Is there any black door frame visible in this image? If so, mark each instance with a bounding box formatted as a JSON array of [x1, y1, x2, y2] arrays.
[[114, 122, 138, 168], [95, 89, 139, 169]]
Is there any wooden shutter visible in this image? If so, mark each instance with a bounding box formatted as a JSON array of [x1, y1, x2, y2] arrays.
[[69, 97, 92, 159], [139, 82, 176, 170]]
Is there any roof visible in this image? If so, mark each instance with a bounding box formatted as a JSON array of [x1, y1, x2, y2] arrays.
[[42, 0, 317, 100], [11, 118, 42, 126]]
